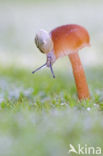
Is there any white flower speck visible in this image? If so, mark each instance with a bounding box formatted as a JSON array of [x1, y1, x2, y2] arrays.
[[87, 107, 91, 111]]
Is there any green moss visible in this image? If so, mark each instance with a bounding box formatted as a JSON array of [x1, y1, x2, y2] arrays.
[[0, 66, 103, 156]]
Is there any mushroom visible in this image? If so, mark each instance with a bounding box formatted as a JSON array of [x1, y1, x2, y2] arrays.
[[33, 24, 90, 100]]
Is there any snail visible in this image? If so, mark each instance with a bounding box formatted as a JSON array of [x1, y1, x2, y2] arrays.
[[33, 29, 56, 78]]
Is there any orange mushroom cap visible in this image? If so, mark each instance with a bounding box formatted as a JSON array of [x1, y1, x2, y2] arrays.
[[51, 24, 90, 58]]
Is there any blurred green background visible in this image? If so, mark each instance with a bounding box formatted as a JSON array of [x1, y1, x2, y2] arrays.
[[0, 0, 103, 156]]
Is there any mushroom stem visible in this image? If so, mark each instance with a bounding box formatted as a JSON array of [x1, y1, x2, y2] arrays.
[[69, 52, 90, 100]]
